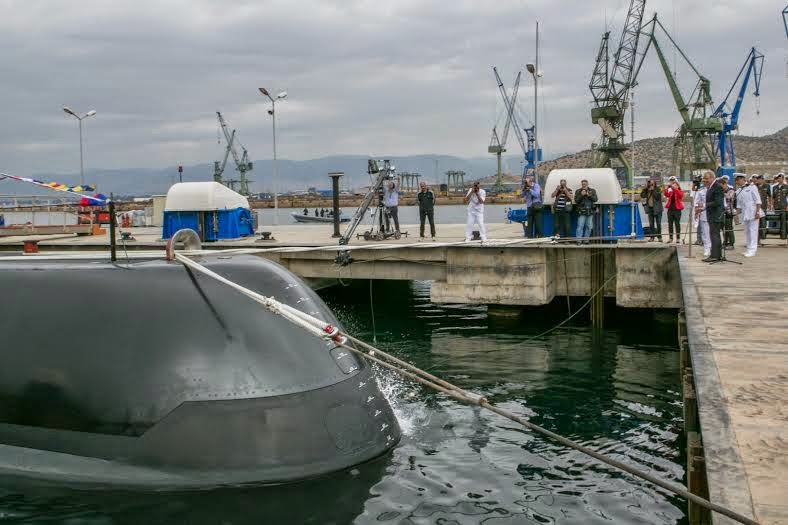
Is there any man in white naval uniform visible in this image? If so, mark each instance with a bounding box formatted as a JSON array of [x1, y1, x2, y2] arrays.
[[735, 173, 762, 257], [464, 181, 487, 241], [694, 174, 711, 258]]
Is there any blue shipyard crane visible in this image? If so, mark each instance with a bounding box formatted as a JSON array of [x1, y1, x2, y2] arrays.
[[492, 68, 541, 188], [588, 0, 648, 186], [713, 47, 764, 181], [215, 112, 253, 196]]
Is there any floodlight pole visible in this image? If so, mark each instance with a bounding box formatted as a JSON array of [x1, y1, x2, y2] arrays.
[[271, 98, 279, 225], [534, 21, 540, 186], [63, 107, 96, 187]]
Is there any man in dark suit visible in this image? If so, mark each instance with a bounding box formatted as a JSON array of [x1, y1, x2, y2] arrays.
[[703, 171, 725, 262]]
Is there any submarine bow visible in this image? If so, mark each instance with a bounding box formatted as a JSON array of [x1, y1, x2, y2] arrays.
[[0, 254, 400, 487]]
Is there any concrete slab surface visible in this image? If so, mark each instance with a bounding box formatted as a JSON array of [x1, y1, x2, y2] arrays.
[[679, 243, 788, 525]]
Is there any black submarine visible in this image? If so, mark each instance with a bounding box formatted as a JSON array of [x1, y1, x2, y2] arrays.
[[0, 252, 400, 488]]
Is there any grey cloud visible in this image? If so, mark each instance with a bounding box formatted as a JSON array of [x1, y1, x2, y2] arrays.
[[0, 0, 784, 179]]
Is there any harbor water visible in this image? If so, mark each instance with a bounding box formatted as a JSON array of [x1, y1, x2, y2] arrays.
[[0, 280, 686, 524]]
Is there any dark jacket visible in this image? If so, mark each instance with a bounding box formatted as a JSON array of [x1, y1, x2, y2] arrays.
[[417, 189, 436, 212], [640, 187, 663, 212], [574, 187, 598, 215], [705, 180, 725, 223]]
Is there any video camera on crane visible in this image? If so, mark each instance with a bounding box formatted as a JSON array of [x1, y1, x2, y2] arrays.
[[334, 159, 408, 265]]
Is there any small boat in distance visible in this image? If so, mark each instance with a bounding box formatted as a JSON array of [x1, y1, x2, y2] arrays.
[[292, 211, 350, 223]]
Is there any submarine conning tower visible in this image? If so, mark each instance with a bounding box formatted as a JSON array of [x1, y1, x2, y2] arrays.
[[0, 254, 400, 487]]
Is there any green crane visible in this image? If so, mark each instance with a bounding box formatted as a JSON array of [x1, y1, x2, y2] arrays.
[[588, 0, 648, 186], [632, 14, 723, 179], [215, 111, 254, 196]]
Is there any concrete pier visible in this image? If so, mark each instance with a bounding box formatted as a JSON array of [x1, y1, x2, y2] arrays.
[[679, 246, 788, 525], [0, 224, 682, 308]]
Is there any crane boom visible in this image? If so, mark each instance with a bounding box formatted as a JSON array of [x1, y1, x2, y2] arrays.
[[588, 0, 648, 185], [215, 111, 253, 196], [713, 47, 764, 178]]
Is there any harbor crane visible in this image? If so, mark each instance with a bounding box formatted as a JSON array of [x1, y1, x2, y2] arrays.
[[492, 67, 541, 189], [713, 47, 764, 181], [214, 112, 253, 196], [588, 0, 648, 187], [632, 14, 723, 179], [489, 69, 521, 192]]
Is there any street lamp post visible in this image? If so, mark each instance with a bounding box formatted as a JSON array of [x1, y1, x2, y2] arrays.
[[62, 107, 96, 187], [258, 87, 287, 225], [526, 22, 541, 186]]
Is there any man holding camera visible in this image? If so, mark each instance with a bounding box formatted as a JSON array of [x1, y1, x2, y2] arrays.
[[574, 179, 597, 243], [551, 179, 572, 238], [703, 171, 724, 262], [663, 176, 684, 243], [522, 176, 543, 238], [464, 181, 487, 242], [640, 180, 663, 241]]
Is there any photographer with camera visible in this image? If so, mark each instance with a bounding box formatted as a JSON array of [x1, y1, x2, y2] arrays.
[[574, 179, 597, 243], [464, 181, 487, 241], [522, 176, 543, 238], [663, 176, 684, 244], [640, 180, 663, 242], [551, 179, 572, 238]]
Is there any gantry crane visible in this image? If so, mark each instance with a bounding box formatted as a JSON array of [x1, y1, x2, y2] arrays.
[[713, 47, 764, 181], [215, 112, 253, 196], [489, 69, 521, 192], [492, 67, 541, 188], [588, 0, 648, 186], [632, 14, 723, 179]]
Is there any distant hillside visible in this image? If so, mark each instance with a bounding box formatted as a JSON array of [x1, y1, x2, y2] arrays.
[[533, 126, 788, 179], [2, 127, 785, 197]]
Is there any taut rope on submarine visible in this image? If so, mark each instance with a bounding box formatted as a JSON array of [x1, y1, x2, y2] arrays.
[[165, 230, 761, 525]]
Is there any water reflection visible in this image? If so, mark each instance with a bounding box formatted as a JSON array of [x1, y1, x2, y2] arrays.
[[0, 279, 686, 524]]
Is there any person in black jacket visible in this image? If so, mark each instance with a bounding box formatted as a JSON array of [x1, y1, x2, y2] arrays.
[[640, 180, 663, 241], [417, 181, 437, 240], [703, 171, 725, 262]]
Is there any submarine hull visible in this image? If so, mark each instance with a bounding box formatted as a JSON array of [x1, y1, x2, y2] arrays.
[[0, 254, 400, 487]]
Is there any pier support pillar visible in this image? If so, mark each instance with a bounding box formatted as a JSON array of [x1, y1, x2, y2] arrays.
[[431, 247, 556, 305]]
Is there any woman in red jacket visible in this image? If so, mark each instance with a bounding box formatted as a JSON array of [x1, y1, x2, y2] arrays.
[[663, 176, 684, 243]]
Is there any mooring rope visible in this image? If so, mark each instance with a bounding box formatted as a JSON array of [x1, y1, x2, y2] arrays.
[[169, 249, 759, 525]]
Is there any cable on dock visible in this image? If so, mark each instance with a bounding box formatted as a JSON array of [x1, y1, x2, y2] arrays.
[[168, 239, 761, 525]]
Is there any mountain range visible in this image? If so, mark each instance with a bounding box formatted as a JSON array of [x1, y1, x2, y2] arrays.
[[2, 127, 785, 198]]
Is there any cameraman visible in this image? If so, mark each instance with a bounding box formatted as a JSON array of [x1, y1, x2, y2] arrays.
[[522, 176, 543, 238], [464, 181, 487, 241], [663, 176, 684, 244], [574, 179, 597, 243], [640, 180, 663, 242], [551, 179, 572, 238]]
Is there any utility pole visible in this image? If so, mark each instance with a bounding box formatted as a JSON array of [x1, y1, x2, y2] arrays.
[[630, 89, 636, 236]]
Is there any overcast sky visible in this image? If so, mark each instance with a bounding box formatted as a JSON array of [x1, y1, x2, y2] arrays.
[[0, 0, 785, 176]]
